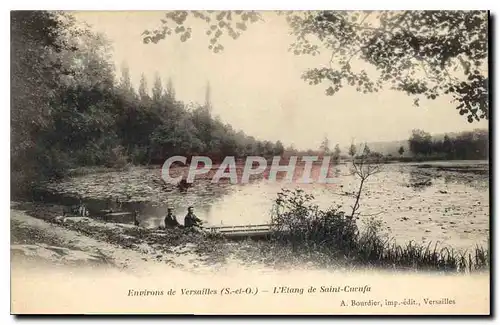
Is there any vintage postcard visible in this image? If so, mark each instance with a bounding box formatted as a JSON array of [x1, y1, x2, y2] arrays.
[[10, 10, 490, 315]]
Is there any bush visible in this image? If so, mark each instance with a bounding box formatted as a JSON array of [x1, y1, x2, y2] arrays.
[[270, 188, 358, 257]]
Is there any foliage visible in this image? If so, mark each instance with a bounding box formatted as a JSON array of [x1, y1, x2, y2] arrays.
[[333, 144, 341, 162], [408, 128, 488, 159], [287, 11, 488, 123], [11, 11, 87, 194], [144, 10, 488, 123], [270, 188, 358, 256], [319, 135, 330, 154], [348, 143, 357, 157], [142, 11, 262, 53], [11, 11, 285, 197]]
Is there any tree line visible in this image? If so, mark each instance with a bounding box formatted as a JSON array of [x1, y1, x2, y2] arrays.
[[408, 129, 488, 160], [11, 11, 284, 196], [10, 11, 489, 198]]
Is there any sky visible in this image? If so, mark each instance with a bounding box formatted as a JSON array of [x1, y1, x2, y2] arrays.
[[72, 11, 488, 150]]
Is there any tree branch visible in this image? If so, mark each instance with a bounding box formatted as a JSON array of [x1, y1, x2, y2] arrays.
[[329, 11, 372, 69]]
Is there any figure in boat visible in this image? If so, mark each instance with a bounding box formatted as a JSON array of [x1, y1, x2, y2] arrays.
[[177, 177, 193, 193]]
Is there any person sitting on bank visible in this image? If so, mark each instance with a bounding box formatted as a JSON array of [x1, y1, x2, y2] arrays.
[[184, 206, 203, 229], [164, 208, 180, 228]]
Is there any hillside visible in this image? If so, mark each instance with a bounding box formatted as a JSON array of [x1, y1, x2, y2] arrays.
[[352, 128, 489, 156]]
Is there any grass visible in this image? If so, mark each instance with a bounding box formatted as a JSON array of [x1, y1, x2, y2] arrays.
[[353, 239, 489, 273]]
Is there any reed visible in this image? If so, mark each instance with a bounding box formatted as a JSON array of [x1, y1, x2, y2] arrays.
[[269, 189, 489, 273]]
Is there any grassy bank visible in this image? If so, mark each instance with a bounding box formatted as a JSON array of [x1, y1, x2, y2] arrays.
[[12, 198, 490, 274]]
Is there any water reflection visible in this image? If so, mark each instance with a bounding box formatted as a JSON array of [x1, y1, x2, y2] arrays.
[[407, 164, 489, 191]]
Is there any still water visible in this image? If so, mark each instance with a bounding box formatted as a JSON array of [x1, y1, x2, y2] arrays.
[[42, 161, 489, 251]]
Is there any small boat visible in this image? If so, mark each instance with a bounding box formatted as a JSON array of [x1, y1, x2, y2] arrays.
[[104, 212, 134, 217], [101, 211, 135, 223], [206, 224, 273, 241]]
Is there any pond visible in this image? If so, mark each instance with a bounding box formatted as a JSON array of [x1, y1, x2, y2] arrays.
[[40, 160, 490, 252]]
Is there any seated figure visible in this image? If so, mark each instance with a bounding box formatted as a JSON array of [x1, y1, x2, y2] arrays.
[[183, 206, 203, 229]]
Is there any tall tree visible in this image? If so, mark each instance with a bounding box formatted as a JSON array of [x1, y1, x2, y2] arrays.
[[348, 143, 357, 157], [442, 134, 452, 157], [274, 140, 285, 156], [119, 62, 133, 93], [333, 144, 341, 161], [166, 77, 176, 100], [319, 135, 330, 154], [398, 146, 405, 156], [204, 80, 212, 113], [152, 72, 163, 102], [362, 144, 371, 156], [408, 129, 432, 155], [138, 73, 149, 101], [11, 11, 82, 191]]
